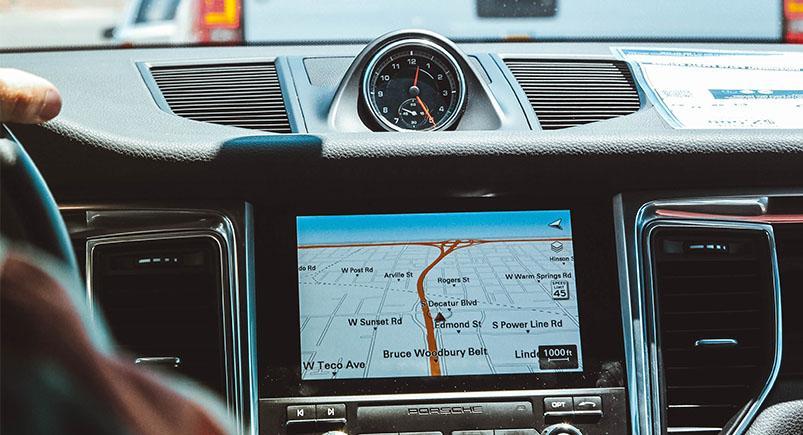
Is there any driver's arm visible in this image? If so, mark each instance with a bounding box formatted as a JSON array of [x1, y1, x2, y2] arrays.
[[1, 69, 231, 434]]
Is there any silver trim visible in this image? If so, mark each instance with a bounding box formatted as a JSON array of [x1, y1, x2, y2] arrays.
[[694, 339, 739, 348], [64, 206, 251, 435], [243, 202, 259, 435], [636, 207, 784, 435], [361, 38, 466, 132], [135, 356, 182, 368], [650, 197, 768, 216], [613, 195, 647, 435]]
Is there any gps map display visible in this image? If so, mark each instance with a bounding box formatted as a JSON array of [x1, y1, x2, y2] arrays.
[[296, 210, 583, 380]]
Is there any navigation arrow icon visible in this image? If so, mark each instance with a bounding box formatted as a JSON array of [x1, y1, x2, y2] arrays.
[[434, 312, 447, 324], [549, 219, 563, 230]]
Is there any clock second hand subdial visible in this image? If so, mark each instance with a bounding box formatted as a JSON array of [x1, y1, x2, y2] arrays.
[[416, 96, 436, 126]]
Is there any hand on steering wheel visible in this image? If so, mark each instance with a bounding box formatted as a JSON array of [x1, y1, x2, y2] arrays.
[[0, 68, 62, 124]]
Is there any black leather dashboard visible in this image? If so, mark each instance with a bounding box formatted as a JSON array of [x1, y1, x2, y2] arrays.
[[1, 42, 802, 203]]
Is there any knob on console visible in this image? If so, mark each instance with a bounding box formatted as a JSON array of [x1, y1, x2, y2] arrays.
[[541, 423, 582, 435]]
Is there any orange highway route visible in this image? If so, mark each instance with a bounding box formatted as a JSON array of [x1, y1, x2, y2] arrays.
[[417, 240, 459, 376]]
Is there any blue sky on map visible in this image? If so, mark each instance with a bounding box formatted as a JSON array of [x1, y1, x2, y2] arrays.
[[297, 209, 572, 245]]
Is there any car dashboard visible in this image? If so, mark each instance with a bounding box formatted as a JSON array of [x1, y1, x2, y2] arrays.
[[1, 33, 802, 435]]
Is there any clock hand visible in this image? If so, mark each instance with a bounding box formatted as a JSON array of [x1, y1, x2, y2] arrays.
[[416, 96, 436, 126]]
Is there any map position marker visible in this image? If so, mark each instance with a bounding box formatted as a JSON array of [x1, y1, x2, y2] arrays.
[[434, 312, 447, 324]]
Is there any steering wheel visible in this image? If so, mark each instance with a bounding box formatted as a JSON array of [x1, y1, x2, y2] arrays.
[[0, 124, 78, 273]]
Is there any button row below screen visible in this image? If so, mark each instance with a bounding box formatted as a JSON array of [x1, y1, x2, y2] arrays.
[[362, 430, 539, 435]]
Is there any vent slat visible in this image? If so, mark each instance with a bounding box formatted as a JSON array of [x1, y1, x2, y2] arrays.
[[159, 90, 286, 98], [164, 96, 286, 105], [534, 109, 640, 115], [165, 102, 286, 109], [157, 82, 283, 90], [151, 65, 277, 75], [527, 98, 641, 102], [176, 110, 291, 118], [150, 62, 292, 133], [652, 229, 774, 433], [153, 71, 279, 80], [516, 78, 633, 83], [505, 59, 640, 129], [520, 86, 638, 91]]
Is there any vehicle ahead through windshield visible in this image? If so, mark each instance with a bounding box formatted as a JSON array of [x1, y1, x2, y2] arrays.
[[1, 0, 799, 49]]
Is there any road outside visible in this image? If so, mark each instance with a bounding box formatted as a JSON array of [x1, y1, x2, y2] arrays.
[[0, 0, 125, 49]]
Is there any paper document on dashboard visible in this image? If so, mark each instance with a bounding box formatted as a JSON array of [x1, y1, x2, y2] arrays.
[[612, 47, 803, 129]]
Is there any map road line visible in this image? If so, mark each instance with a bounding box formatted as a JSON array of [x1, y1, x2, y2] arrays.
[[416, 240, 468, 376]]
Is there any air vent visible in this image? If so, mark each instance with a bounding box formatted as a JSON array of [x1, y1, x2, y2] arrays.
[[649, 227, 777, 434], [89, 236, 227, 396], [149, 62, 292, 133], [505, 59, 640, 129]]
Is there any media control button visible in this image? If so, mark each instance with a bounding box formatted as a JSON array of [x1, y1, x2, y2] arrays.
[[451, 431, 493, 435], [572, 396, 602, 413], [400, 432, 443, 435], [543, 397, 573, 413], [317, 403, 347, 419], [287, 405, 316, 421], [494, 430, 539, 435]]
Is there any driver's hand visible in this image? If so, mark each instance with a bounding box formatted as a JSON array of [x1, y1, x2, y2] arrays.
[[0, 68, 61, 124]]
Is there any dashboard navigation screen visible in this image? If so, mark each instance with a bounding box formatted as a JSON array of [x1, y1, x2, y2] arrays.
[[296, 210, 583, 381]]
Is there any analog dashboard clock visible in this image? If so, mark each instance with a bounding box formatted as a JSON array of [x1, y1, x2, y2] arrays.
[[362, 38, 467, 131]]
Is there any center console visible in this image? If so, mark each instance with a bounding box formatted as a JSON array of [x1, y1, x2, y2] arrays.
[[256, 198, 629, 435]]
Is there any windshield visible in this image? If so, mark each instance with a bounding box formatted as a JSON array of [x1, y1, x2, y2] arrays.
[[0, 0, 799, 50]]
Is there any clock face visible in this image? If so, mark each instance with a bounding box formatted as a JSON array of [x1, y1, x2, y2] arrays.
[[363, 40, 465, 131]]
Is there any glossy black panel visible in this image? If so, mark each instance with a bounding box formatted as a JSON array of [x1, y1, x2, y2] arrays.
[[256, 196, 625, 398]]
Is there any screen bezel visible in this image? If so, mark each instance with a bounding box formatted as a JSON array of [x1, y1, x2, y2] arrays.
[[256, 198, 625, 398]]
